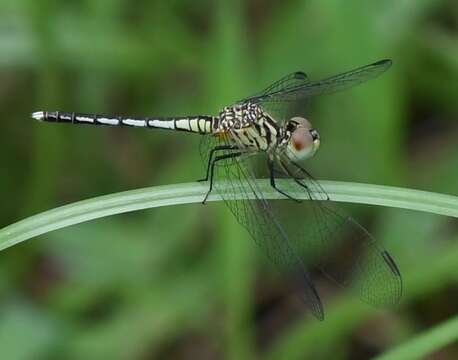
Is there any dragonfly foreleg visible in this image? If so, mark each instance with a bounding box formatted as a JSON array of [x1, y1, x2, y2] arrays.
[[201, 151, 242, 204], [289, 161, 330, 201], [279, 160, 330, 201], [198, 145, 239, 182], [268, 159, 301, 203]]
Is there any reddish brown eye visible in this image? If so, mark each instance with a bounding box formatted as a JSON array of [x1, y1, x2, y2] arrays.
[[292, 128, 313, 151], [292, 137, 304, 150]]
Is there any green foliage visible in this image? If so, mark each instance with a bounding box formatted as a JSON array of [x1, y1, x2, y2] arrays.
[[373, 315, 458, 360], [0, 0, 457, 359]]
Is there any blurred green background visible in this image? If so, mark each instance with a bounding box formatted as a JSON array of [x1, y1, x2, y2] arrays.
[[0, 0, 457, 359]]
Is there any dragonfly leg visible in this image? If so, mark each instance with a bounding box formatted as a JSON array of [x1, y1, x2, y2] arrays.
[[293, 161, 331, 201], [198, 145, 238, 182], [280, 160, 330, 201], [202, 151, 242, 204], [268, 159, 301, 203]]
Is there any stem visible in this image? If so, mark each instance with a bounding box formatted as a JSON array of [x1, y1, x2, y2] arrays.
[[0, 180, 457, 251]]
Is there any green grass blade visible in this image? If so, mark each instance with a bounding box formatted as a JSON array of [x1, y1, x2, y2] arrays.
[[0, 180, 457, 251], [373, 315, 458, 360]]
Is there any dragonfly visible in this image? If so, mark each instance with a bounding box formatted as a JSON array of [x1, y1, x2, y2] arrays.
[[32, 59, 402, 320]]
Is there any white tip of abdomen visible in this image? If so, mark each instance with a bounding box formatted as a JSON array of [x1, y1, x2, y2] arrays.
[[31, 111, 45, 121]]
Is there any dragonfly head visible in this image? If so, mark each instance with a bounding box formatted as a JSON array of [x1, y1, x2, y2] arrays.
[[284, 117, 320, 161]]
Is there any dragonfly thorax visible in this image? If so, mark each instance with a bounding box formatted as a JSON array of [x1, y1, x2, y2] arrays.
[[216, 103, 261, 131], [214, 103, 281, 152]]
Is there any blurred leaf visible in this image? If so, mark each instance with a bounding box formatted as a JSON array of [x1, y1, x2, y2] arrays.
[[0, 300, 61, 360], [373, 315, 458, 360], [66, 258, 216, 359]]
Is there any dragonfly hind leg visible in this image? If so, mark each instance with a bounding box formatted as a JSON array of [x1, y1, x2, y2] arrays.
[[198, 145, 238, 182], [201, 151, 242, 204]]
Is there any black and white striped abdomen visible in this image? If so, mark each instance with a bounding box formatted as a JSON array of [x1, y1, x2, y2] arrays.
[[32, 111, 216, 134]]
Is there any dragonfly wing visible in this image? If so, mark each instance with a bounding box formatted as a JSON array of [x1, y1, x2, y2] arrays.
[[260, 59, 392, 102], [243, 59, 392, 123], [241, 71, 309, 103], [199, 134, 325, 320], [239, 71, 310, 123], [274, 159, 403, 307]]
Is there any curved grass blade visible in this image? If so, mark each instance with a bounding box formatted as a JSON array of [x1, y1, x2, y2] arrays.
[[0, 181, 457, 252]]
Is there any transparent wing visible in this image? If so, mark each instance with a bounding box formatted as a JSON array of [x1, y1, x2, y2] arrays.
[[274, 158, 403, 306], [238, 71, 310, 122], [242, 59, 392, 123], [199, 134, 325, 320], [241, 71, 309, 103], [255, 59, 392, 102], [199, 129, 402, 317]]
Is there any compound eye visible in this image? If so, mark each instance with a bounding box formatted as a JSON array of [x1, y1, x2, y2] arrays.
[[291, 127, 314, 151], [290, 116, 312, 129]]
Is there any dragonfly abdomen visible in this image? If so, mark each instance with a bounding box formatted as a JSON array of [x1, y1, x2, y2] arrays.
[[32, 111, 215, 134]]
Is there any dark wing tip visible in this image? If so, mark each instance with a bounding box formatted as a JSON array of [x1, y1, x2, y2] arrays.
[[381, 250, 403, 305], [294, 71, 308, 80], [381, 250, 401, 277], [297, 272, 325, 320], [373, 59, 393, 68]]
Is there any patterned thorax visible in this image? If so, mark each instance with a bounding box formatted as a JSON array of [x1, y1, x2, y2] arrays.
[[215, 102, 260, 131], [214, 102, 282, 152]]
